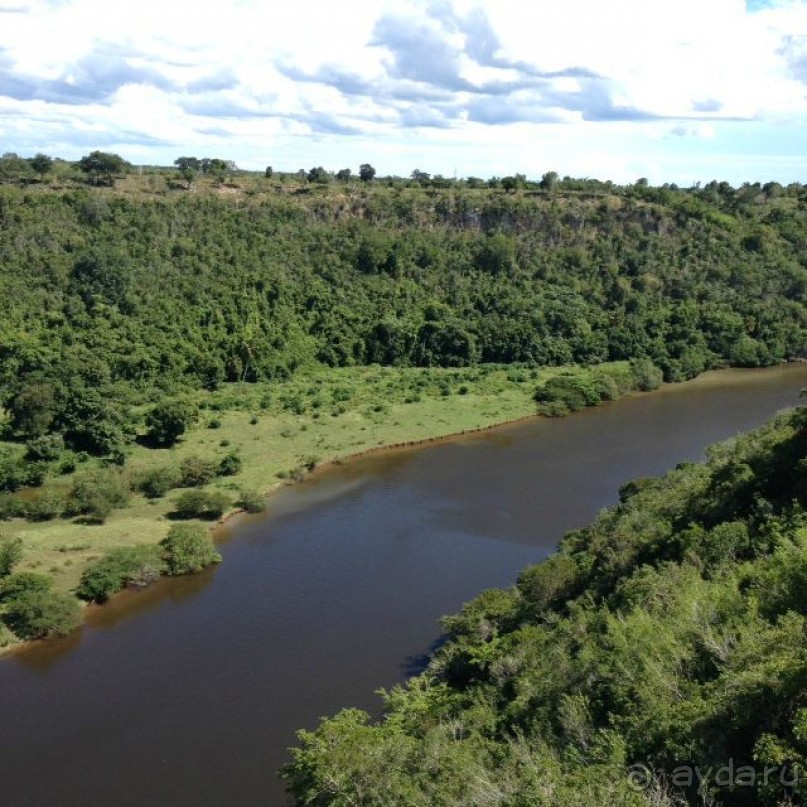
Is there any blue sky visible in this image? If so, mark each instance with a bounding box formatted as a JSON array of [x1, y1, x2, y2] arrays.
[[0, 0, 805, 185]]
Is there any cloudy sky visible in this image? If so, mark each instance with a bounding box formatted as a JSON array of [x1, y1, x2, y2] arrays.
[[0, 0, 805, 184]]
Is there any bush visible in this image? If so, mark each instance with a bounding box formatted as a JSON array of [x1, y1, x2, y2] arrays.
[[26, 490, 65, 522], [0, 455, 47, 492], [0, 571, 53, 602], [161, 524, 222, 575], [629, 358, 664, 391], [3, 589, 82, 639], [58, 452, 79, 474], [66, 470, 130, 522], [173, 489, 230, 519], [25, 433, 65, 462], [218, 451, 242, 477], [77, 545, 166, 602], [237, 489, 266, 513], [179, 456, 218, 487], [0, 494, 27, 521], [534, 374, 602, 413], [135, 465, 181, 498], [0, 536, 23, 577]]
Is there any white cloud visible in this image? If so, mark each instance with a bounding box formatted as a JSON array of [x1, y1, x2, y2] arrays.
[[0, 0, 805, 182]]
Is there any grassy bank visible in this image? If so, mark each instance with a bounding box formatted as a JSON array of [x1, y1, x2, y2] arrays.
[[0, 360, 656, 651]]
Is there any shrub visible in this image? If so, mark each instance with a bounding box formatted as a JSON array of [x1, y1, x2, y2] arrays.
[[26, 490, 65, 522], [179, 456, 218, 487], [3, 589, 82, 639], [25, 434, 65, 462], [629, 358, 664, 391], [534, 374, 602, 413], [207, 418, 222, 429], [237, 489, 266, 513], [66, 470, 130, 522], [136, 465, 181, 498], [0, 455, 47, 492], [173, 489, 230, 519], [0, 494, 28, 521], [0, 536, 23, 577], [218, 451, 242, 477], [58, 452, 79, 474], [161, 524, 222, 575], [77, 545, 166, 602], [0, 571, 53, 602], [592, 372, 620, 402]]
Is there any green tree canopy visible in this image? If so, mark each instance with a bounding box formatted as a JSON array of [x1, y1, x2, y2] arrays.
[[146, 399, 197, 447], [77, 151, 129, 186]]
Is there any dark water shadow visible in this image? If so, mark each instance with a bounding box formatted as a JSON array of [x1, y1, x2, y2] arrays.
[[401, 634, 448, 677]]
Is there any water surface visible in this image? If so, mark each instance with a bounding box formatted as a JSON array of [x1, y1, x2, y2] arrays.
[[1, 366, 806, 806]]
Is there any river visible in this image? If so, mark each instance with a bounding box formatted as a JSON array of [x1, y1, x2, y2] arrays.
[[1, 365, 806, 806]]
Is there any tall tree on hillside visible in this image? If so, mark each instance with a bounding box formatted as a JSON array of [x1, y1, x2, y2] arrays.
[[29, 153, 53, 179], [174, 156, 200, 189], [359, 163, 376, 182], [77, 151, 129, 186]]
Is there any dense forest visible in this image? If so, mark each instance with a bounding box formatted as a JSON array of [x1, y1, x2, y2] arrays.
[[283, 406, 807, 807], [1, 163, 806, 439]]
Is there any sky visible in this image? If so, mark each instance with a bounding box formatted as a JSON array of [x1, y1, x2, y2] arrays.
[[0, 0, 805, 185]]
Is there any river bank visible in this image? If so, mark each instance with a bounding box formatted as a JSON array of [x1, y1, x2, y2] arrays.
[[0, 361, 799, 655]]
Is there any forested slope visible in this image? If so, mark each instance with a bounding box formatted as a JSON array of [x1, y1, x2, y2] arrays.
[[284, 407, 807, 807], [1, 180, 806, 414]]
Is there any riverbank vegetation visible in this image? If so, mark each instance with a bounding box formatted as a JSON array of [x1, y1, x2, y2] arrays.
[[0, 156, 806, 646], [283, 406, 807, 807]]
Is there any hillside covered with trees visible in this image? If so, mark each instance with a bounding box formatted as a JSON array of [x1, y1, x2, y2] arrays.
[[1, 161, 806, 423], [283, 406, 807, 807]]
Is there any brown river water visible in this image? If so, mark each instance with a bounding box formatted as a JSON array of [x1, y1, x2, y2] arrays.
[[2, 365, 807, 806]]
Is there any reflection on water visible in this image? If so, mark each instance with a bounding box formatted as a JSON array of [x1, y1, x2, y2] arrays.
[[1, 365, 806, 807]]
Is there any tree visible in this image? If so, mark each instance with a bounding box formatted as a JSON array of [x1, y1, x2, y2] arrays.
[[146, 399, 197, 447], [161, 524, 222, 575], [336, 168, 351, 182], [7, 382, 57, 437], [501, 174, 525, 192], [57, 387, 130, 456], [359, 163, 376, 182], [29, 153, 53, 179], [67, 470, 130, 522], [539, 171, 559, 192], [2, 589, 82, 639], [174, 156, 200, 189], [172, 489, 230, 519], [200, 158, 228, 183], [411, 169, 430, 184], [307, 166, 329, 184], [265, 166, 273, 178], [77, 545, 165, 602], [77, 151, 129, 186]]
